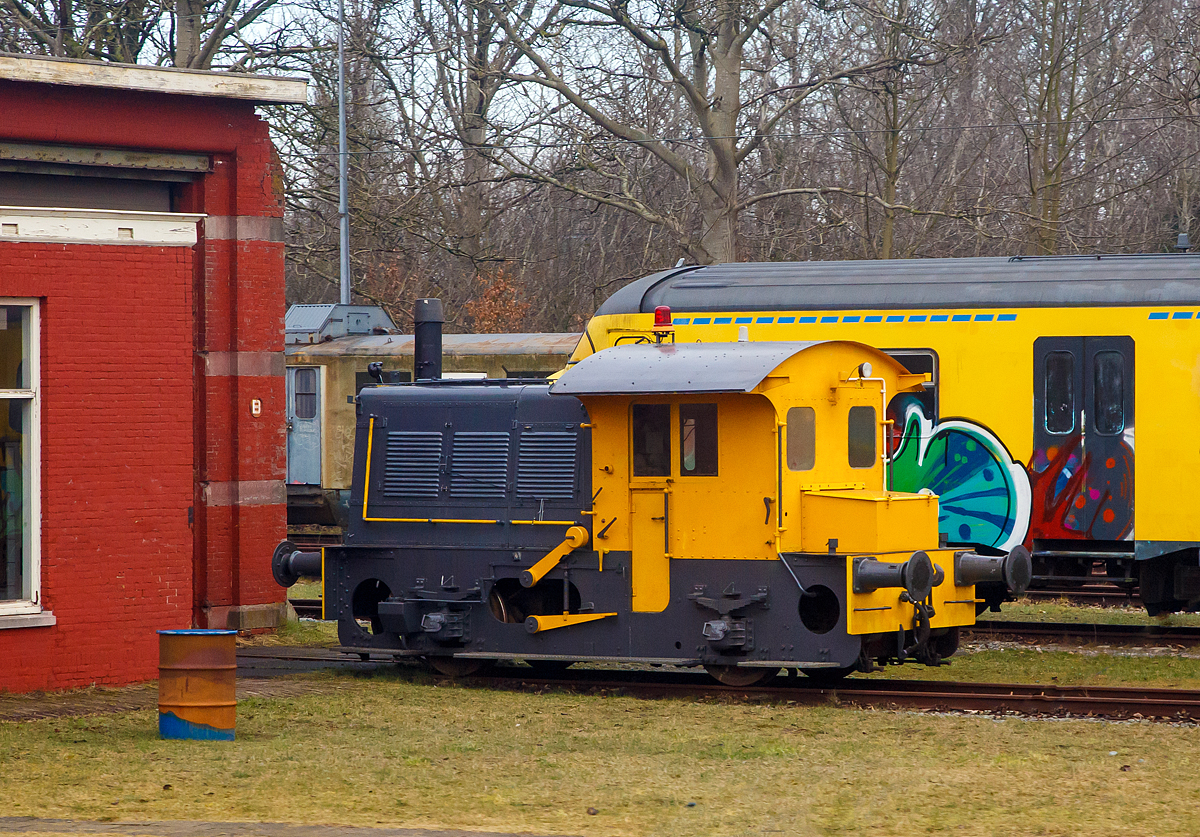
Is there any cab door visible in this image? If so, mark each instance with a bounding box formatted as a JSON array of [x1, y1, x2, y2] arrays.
[[1031, 336, 1134, 541], [286, 366, 322, 485], [629, 403, 671, 612]]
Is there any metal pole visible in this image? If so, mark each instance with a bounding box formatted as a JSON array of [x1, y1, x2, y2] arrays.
[[337, 0, 351, 305]]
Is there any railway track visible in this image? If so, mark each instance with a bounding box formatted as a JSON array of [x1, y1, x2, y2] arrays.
[[289, 598, 1199, 647], [237, 646, 1200, 721], [967, 619, 1200, 646], [289, 598, 323, 619], [1024, 586, 1141, 607]]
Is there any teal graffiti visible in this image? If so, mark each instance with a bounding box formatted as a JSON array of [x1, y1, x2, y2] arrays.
[[889, 396, 1030, 551]]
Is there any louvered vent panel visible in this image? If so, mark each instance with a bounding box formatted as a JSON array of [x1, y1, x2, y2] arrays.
[[517, 432, 577, 499], [450, 432, 510, 498], [382, 431, 443, 498]]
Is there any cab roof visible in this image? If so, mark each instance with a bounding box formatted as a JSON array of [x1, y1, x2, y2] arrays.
[[549, 341, 825, 396]]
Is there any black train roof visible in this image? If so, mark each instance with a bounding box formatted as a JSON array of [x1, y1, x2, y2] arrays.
[[595, 255, 1200, 315]]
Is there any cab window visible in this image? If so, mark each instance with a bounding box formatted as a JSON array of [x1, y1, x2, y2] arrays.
[[632, 404, 671, 476], [679, 404, 718, 475], [787, 407, 816, 471], [848, 405, 876, 468]]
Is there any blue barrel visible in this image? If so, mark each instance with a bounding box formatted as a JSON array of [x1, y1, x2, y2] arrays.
[[157, 629, 237, 740]]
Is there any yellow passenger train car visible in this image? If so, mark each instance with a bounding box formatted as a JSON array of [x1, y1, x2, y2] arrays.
[[274, 305, 1029, 683], [570, 254, 1200, 614]]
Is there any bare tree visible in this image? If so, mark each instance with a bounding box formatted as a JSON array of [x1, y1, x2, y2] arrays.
[[0, 0, 291, 68], [475, 0, 973, 263]]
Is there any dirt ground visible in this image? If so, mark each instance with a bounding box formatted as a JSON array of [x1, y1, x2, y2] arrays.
[[0, 819, 567, 837]]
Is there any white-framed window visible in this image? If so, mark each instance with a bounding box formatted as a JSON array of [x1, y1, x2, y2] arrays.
[[0, 299, 44, 623]]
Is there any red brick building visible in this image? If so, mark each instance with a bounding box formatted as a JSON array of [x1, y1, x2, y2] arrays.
[[0, 55, 306, 692]]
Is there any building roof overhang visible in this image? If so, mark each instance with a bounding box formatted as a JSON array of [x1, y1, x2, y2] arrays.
[[0, 53, 307, 104]]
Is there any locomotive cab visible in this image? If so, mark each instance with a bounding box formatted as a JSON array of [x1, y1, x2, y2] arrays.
[[553, 339, 1026, 681]]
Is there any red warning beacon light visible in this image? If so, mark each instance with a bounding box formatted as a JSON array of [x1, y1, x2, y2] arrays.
[[652, 305, 674, 343]]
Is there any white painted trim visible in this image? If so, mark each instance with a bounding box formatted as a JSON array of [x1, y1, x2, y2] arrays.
[[0, 54, 308, 104], [0, 611, 55, 629], [0, 207, 203, 245], [0, 299, 40, 619]]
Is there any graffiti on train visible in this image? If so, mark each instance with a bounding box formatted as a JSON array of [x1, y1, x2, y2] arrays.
[[889, 395, 1031, 552], [1026, 431, 1134, 542]]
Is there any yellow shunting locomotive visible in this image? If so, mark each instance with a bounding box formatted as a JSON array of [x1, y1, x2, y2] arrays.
[[274, 302, 1028, 683]]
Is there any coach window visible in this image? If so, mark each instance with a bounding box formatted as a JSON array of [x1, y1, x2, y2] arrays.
[[787, 407, 816, 471], [848, 405, 876, 468], [0, 301, 44, 623], [679, 404, 718, 476], [1094, 351, 1124, 435], [1045, 351, 1075, 433], [294, 368, 318, 419], [632, 404, 671, 476]]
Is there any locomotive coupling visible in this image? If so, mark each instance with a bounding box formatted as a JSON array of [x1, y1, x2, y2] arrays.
[[271, 540, 322, 588], [953, 545, 1033, 596], [852, 550, 937, 601]]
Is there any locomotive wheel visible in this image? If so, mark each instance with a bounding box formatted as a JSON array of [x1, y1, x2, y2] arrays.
[[705, 664, 779, 687], [488, 587, 523, 623], [425, 656, 487, 677]]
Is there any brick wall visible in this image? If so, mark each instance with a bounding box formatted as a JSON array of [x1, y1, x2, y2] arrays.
[[0, 79, 288, 691], [0, 243, 195, 690]]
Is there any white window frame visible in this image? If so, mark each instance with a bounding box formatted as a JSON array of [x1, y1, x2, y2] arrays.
[[0, 298, 47, 625]]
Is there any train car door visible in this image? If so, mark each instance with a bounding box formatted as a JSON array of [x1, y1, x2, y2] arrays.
[[1030, 336, 1134, 543], [286, 366, 322, 485]]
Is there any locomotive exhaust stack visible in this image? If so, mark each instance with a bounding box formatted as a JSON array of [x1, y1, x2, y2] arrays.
[[413, 297, 444, 380]]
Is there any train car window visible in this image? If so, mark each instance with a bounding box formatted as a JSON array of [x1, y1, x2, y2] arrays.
[[848, 405, 876, 468], [679, 404, 718, 476], [787, 407, 816, 471], [632, 404, 671, 476], [1094, 351, 1124, 435], [1044, 351, 1075, 433], [294, 368, 318, 419], [887, 350, 938, 420]]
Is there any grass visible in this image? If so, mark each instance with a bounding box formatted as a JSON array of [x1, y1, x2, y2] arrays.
[[287, 579, 322, 600], [980, 597, 1200, 627], [3, 665, 1200, 837], [869, 648, 1200, 689], [238, 619, 338, 648]]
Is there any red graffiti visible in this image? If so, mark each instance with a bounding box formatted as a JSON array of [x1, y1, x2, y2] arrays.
[[1026, 434, 1132, 544]]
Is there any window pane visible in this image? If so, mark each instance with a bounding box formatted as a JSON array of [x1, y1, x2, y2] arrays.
[[0, 398, 27, 601], [679, 404, 718, 476], [848, 405, 876, 468], [632, 404, 671, 476], [787, 407, 816, 471], [1045, 352, 1074, 433], [1094, 351, 1124, 435], [294, 368, 317, 420], [0, 306, 28, 390]]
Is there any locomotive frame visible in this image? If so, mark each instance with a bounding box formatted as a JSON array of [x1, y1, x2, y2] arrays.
[[275, 323, 1028, 683]]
